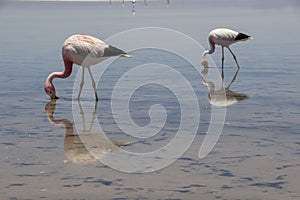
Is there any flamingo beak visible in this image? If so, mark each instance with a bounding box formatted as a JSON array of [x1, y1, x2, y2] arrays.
[[51, 95, 59, 100], [121, 54, 133, 58]]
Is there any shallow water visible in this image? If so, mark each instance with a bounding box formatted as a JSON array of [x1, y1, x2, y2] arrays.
[[1, 1, 300, 199]]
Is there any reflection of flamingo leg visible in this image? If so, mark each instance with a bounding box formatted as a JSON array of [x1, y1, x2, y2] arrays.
[[226, 67, 240, 90], [78, 99, 86, 132], [89, 101, 98, 131], [78, 100, 98, 132], [221, 63, 224, 81]]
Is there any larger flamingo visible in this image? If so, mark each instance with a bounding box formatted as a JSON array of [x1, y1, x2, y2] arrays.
[[202, 28, 251, 69], [44, 34, 131, 101]]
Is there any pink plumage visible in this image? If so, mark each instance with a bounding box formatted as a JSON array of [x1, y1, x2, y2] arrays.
[[44, 34, 131, 101], [202, 28, 251, 69]]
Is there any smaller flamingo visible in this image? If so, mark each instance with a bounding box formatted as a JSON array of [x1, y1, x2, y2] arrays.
[[44, 34, 131, 101], [202, 28, 251, 69]]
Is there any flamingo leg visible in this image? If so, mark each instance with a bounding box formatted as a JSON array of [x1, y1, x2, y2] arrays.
[[87, 67, 99, 101], [78, 67, 85, 100], [221, 46, 225, 70], [88, 101, 98, 131], [227, 47, 240, 69]]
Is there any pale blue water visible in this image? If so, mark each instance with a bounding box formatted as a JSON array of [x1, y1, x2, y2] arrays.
[[0, 1, 300, 199]]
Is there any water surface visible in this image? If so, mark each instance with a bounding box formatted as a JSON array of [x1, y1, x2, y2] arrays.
[[0, 1, 300, 199]]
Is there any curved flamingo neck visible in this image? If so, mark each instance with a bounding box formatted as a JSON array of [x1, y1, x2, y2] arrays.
[[50, 118, 74, 137], [45, 58, 73, 87], [45, 101, 74, 136], [202, 38, 215, 57], [207, 81, 215, 94]]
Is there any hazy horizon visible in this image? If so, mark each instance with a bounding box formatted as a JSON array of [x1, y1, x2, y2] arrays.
[[5, 0, 300, 10]]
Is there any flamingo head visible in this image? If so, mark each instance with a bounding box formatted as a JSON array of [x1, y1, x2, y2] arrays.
[[44, 83, 58, 100]]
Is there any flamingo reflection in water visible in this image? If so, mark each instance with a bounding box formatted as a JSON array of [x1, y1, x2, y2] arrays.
[[201, 62, 248, 107], [45, 100, 130, 165]]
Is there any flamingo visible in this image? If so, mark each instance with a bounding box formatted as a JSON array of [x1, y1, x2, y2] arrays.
[[44, 34, 132, 101], [202, 28, 251, 69]]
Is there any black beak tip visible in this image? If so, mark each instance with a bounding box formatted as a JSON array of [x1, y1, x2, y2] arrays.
[[54, 96, 59, 99]]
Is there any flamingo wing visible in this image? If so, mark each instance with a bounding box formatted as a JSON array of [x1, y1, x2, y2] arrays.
[[62, 34, 110, 65], [62, 34, 131, 67], [209, 28, 239, 46]]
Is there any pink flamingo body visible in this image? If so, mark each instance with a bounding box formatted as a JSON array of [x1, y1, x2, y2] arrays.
[[202, 28, 251, 68], [44, 34, 131, 101]]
